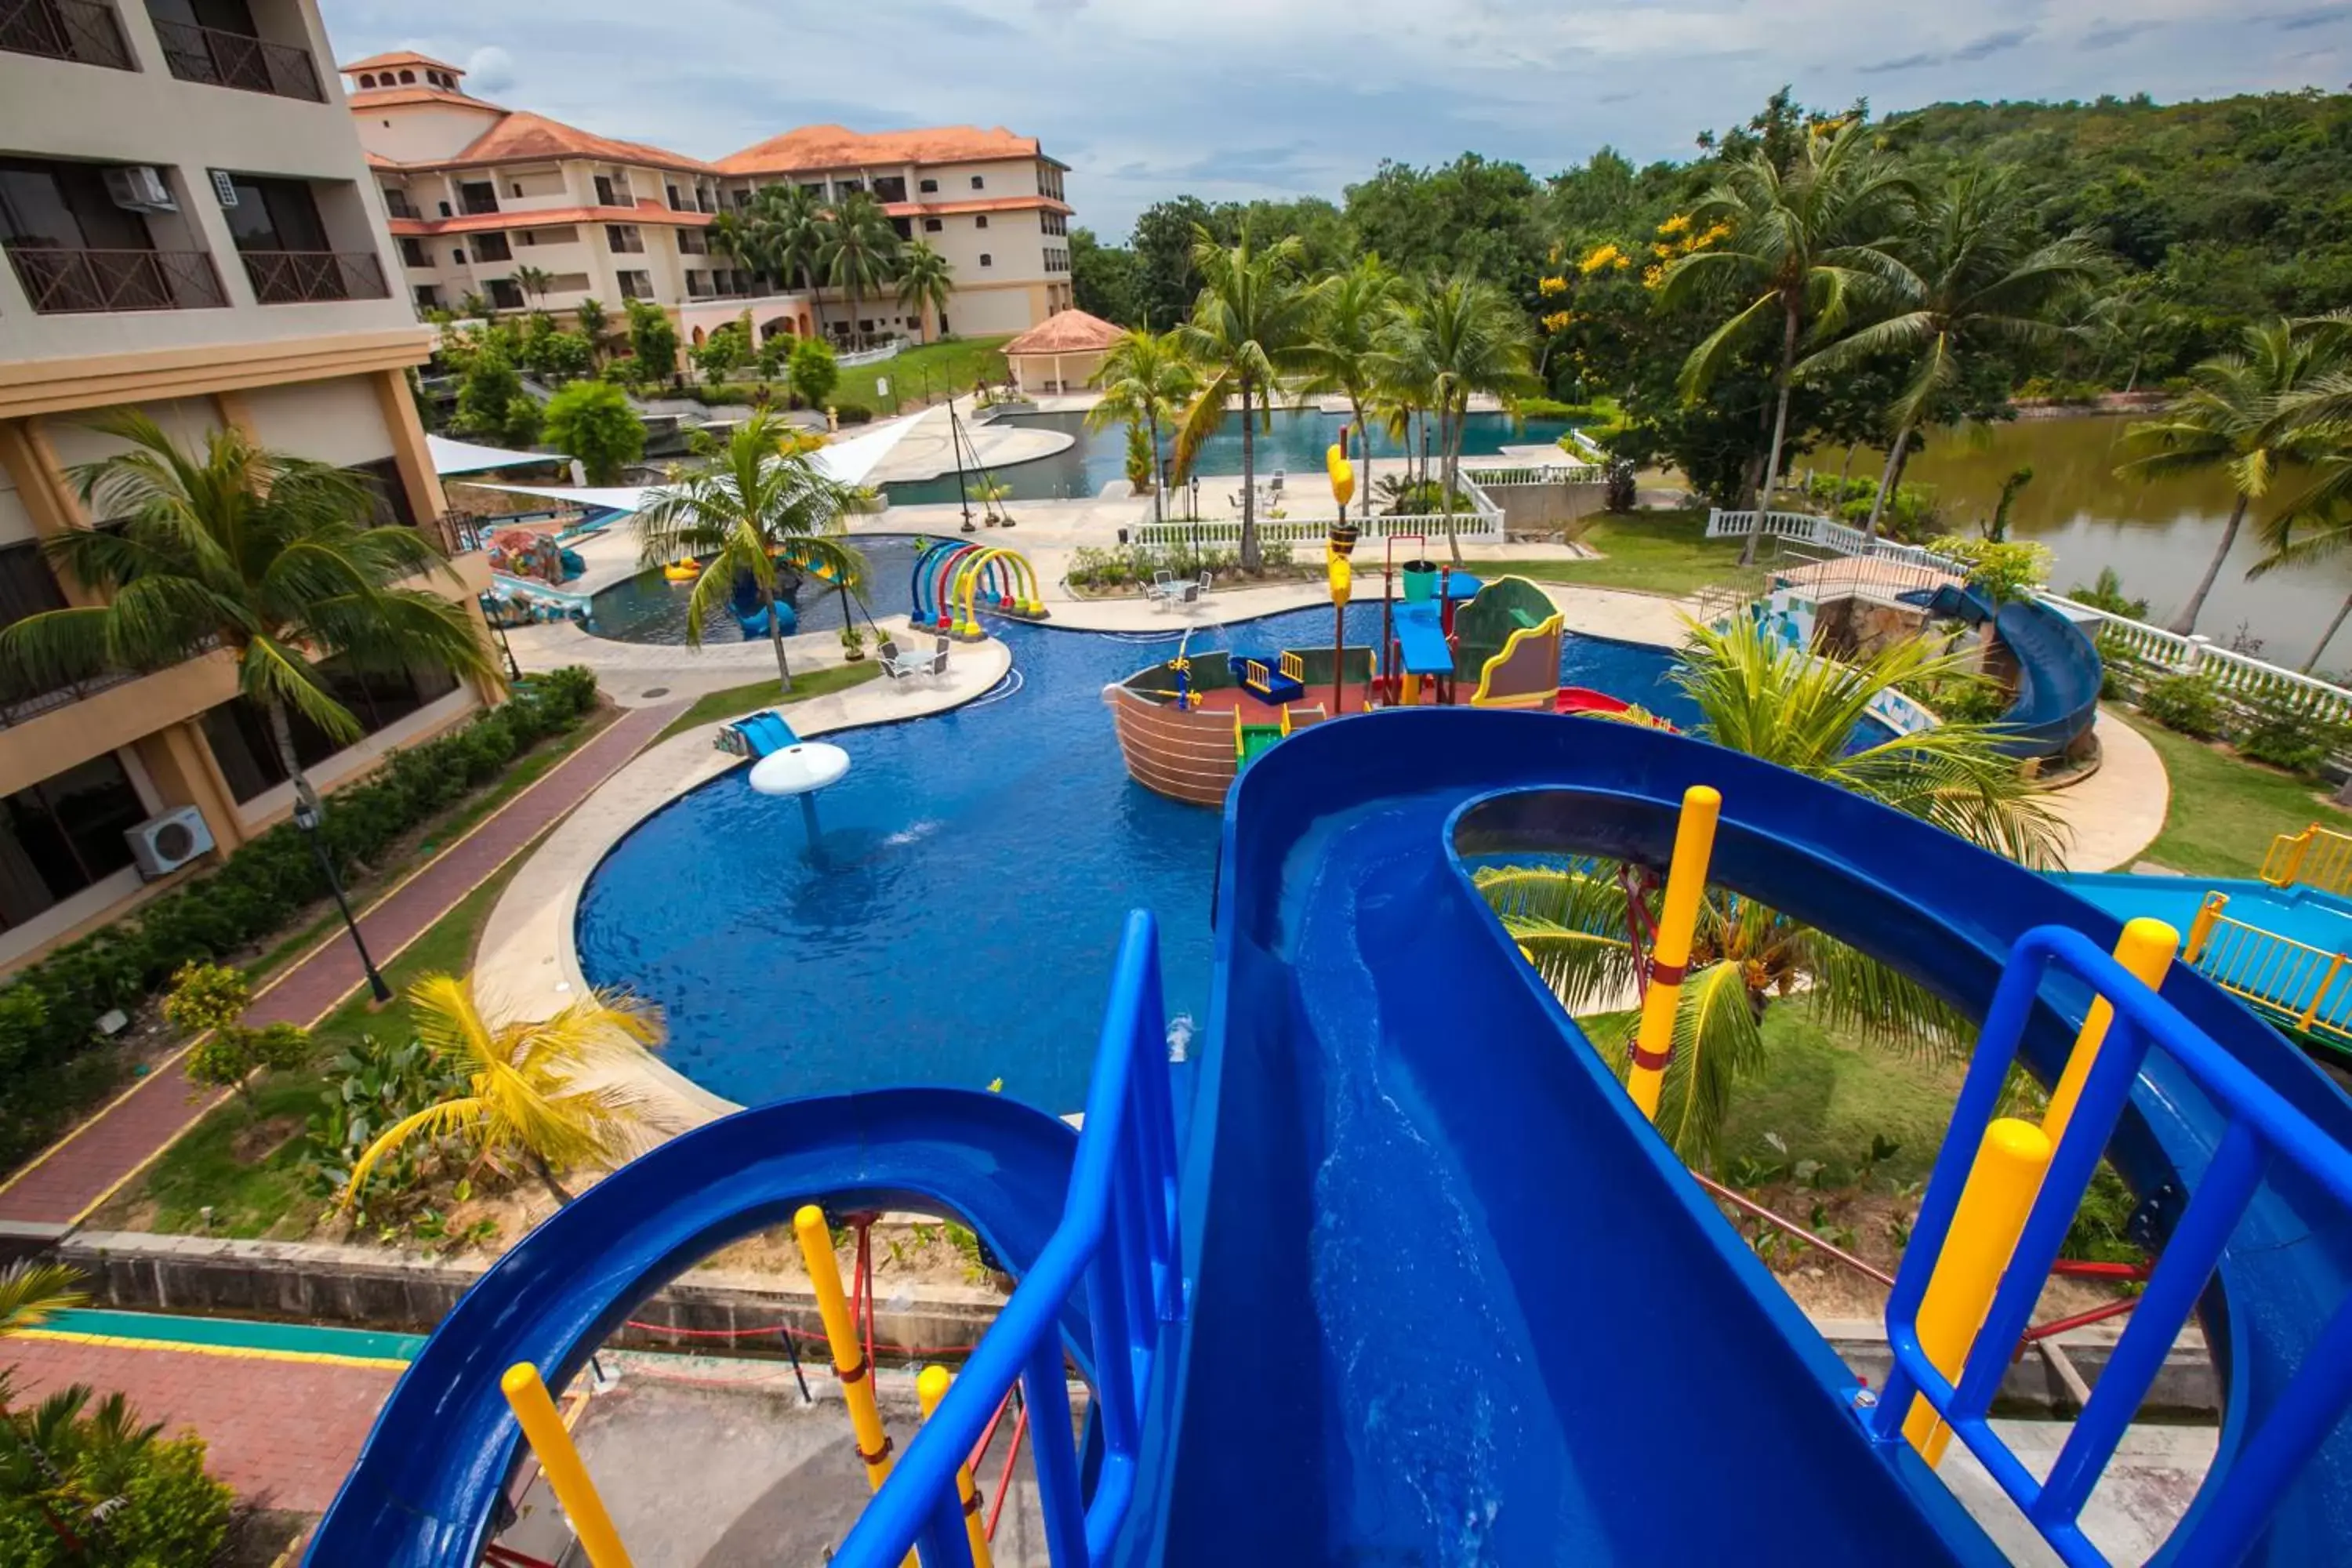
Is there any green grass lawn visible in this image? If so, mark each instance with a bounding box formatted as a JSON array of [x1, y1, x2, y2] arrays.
[[1577, 1004, 1962, 1184], [836, 336, 1011, 415], [1508, 508, 1744, 597], [114, 861, 526, 1239], [2123, 713, 2352, 878], [656, 661, 882, 742]]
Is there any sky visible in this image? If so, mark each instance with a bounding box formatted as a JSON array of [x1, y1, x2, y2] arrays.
[[321, 0, 2351, 238]]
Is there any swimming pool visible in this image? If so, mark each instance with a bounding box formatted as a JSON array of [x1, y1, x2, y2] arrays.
[[882, 408, 1576, 506], [588, 535, 923, 646]]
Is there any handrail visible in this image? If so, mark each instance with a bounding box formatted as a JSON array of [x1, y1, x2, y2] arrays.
[[2261, 825, 2352, 899], [832, 909, 1181, 1567], [150, 16, 325, 100], [1871, 924, 2352, 1566], [2188, 905, 2352, 1044]]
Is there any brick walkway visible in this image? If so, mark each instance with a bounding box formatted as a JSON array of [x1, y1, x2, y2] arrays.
[[2, 1336, 401, 1513], [0, 702, 683, 1228]]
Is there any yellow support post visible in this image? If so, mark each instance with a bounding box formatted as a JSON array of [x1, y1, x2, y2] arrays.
[[499, 1363, 634, 1568], [1903, 1118, 2054, 1465], [794, 1205, 906, 1501], [2042, 916, 2179, 1147], [2186, 891, 2227, 964], [917, 1365, 996, 1568], [1627, 785, 1722, 1121], [2301, 953, 2347, 1031]]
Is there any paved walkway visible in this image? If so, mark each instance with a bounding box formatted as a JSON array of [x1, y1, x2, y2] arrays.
[[1, 1334, 402, 1513], [0, 701, 682, 1230]]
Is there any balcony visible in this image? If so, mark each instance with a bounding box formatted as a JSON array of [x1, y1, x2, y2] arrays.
[[238, 249, 390, 304], [383, 190, 418, 220], [5, 243, 227, 313], [150, 17, 325, 102], [1, 0, 132, 68]]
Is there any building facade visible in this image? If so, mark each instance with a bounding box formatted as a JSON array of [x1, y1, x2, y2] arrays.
[[1, 3, 497, 973]]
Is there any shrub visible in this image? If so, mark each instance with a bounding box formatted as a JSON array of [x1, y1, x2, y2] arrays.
[[2140, 673, 2223, 738], [1928, 535, 2053, 604], [0, 1388, 234, 1566], [0, 669, 600, 1174], [1603, 459, 1637, 513], [303, 1034, 469, 1216], [2237, 709, 2352, 779], [836, 405, 875, 426], [789, 337, 839, 409], [187, 1022, 313, 1105], [2067, 566, 2150, 622], [541, 381, 645, 485]]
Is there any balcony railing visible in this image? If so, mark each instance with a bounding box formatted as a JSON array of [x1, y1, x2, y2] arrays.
[[5, 244, 228, 313], [238, 249, 390, 304], [1, 0, 133, 68], [150, 16, 324, 101]]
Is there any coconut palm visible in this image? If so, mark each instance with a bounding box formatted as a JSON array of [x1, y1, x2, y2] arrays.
[[574, 295, 608, 353], [1298, 256, 1406, 532], [1375, 271, 1539, 563], [707, 209, 768, 287], [2118, 321, 2341, 634], [0, 415, 493, 797], [343, 974, 666, 1210], [1087, 328, 1196, 524], [633, 412, 867, 693], [819, 190, 903, 350], [1478, 614, 2063, 1159], [510, 263, 556, 308], [1799, 168, 2107, 538], [1660, 121, 1915, 564], [895, 240, 954, 343], [753, 183, 830, 328], [2249, 504, 2352, 673], [0, 1261, 83, 1340], [1170, 228, 1324, 572]]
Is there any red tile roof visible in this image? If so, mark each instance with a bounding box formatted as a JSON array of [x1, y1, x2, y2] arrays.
[[347, 85, 501, 111], [339, 49, 465, 74], [1004, 310, 1123, 356], [363, 108, 717, 178], [387, 201, 714, 237], [715, 123, 1050, 175]]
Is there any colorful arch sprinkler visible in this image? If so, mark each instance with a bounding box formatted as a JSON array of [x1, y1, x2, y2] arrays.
[[909, 537, 1047, 640]]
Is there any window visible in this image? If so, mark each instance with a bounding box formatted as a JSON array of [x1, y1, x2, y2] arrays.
[[459, 181, 497, 215], [617, 269, 652, 299], [510, 182, 523, 198], [799, 182, 825, 197], [452, 247, 465, 266], [199, 665, 460, 805], [413, 283, 441, 310], [677, 229, 708, 254], [923, 217, 942, 233], [732, 188, 750, 209], [970, 175, 984, 190], [872, 176, 906, 202], [594, 175, 617, 205], [889, 217, 912, 241], [605, 224, 644, 253], [0, 756, 149, 931], [397, 237, 427, 267], [472, 232, 511, 262], [437, 200, 452, 217], [0, 543, 70, 710], [380, 187, 416, 219], [219, 175, 328, 253], [975, 215, 988, 230], [918, 178, 938, 194], [343, 457, 418, 529], [666, 183, 684, 209], [358, 73, 374, 87], [397, 68, 415, 83], [835, 179, 862, 196], [518, 230, 535, 246], [485, 277, 524, 310], [978, 252, 992, 267]]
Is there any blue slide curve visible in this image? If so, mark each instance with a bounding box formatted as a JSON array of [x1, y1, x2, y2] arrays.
[[304, 1090, 1083, 1565], [1122, 709, 2352, 1564], [1906, 583, 2103, 759]]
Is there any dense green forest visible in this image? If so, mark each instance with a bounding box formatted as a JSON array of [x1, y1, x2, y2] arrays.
[[1074, 86, 2352, 388]]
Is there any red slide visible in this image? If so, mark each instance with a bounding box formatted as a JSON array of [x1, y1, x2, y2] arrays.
[[1554, 686, 1635, 717]]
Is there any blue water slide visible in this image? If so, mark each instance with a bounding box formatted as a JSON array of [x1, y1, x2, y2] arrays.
[[1390, 602, 1454, 675], [731, 710, 800, 758], [1904, 583, 2103, 758], [1121, 708, 2352, 1566], [303, 1091, 1084, 1566]]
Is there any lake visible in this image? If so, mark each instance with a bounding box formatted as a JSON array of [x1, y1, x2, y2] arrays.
[[1832, 415, 2350, 673]]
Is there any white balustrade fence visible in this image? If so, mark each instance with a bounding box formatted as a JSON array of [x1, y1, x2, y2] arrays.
[[1140, 474, 1506, 549], [836, 337, 908, 368], [1464, 463, 1605, 487], [1706, 508, 2352, 726]]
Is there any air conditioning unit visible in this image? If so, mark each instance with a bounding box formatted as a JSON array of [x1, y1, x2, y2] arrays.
[[126, 806, 214, 879], [104, 165, 176, 212]]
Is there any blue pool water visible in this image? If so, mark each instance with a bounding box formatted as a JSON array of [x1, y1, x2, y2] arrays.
[[578, 613, 1748, 1113], [589, 535, 924, 647], [882, 408, 1575, 506]]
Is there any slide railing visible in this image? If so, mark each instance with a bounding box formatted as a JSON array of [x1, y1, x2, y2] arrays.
[[2261, 825, 2352, 899], [831, 910, 1181, 1568], [1872, 924, 2352, 1567], [2186, 891, 2352, 1046]]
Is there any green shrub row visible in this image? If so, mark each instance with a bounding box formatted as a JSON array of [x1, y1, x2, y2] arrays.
[[2108, 649, 2352, 779], [1065, 539, 1296, 590], [0, 666, 598, 1174]]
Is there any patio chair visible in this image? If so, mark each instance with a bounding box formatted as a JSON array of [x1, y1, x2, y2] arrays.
[[880, 635, 949, 682]]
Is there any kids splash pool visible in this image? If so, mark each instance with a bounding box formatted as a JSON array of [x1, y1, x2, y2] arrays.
[[577, 610, 1724, 1112], [587, 535, 925, 645]]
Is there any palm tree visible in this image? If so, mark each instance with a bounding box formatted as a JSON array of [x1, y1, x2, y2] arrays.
[[1087, 328, 1196, 524], [575, 296, 608, 365], [1799, 168, 2107, 538], [0, 415, 494, 797], [819, 190, 903, 350], [1660, 121, 1915, 564], [1171, 228, 1323, 572], [2249, 506, 2352, 673], [707, 210, 768, 289], [752, 183, 830, 329], [511, 263, 556, 308], [1298, 256, 1405, 533], [343, 974, 666, 1210], [1479, 615, 2063, 1157], [1376, 272, 1539, 563], [895, 240, 954, 343], [0, 1261, 84, 1340], [633, 413, 867, 692], [2118, 321, 2340, 633]]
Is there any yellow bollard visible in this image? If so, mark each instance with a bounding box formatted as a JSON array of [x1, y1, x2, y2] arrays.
[[2042, 916, 2179, 1146], [794, 1206, 900, 1487], [2186, 890, 2227, 964], [499, 1363, 634, 1568], [917, 1365, 996, 1568], [1903, 1117, 2054, 1465], [1627, 786, 1722, 1121]]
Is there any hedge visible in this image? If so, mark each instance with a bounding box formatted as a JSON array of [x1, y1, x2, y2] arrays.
[[0, 666, 598, 1174]]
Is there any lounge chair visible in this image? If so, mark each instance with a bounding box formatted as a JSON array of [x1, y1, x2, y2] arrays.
[[879, 635, 949, 681]]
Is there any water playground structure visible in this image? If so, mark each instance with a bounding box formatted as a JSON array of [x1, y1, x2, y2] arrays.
[[718, 706, 851, 848], [909, 537, 1048, 641], [314, 706, 2352, 1568]]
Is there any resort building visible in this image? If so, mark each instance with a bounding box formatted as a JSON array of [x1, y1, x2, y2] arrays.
[[711, 124, 1076, 340], [0, 4, 497, 973]]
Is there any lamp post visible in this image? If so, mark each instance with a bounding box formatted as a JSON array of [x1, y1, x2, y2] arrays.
[[292, 781, 393, 1004]]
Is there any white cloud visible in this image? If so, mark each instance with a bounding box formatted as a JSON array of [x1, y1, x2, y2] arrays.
[[318, 0, 2333, 238]]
